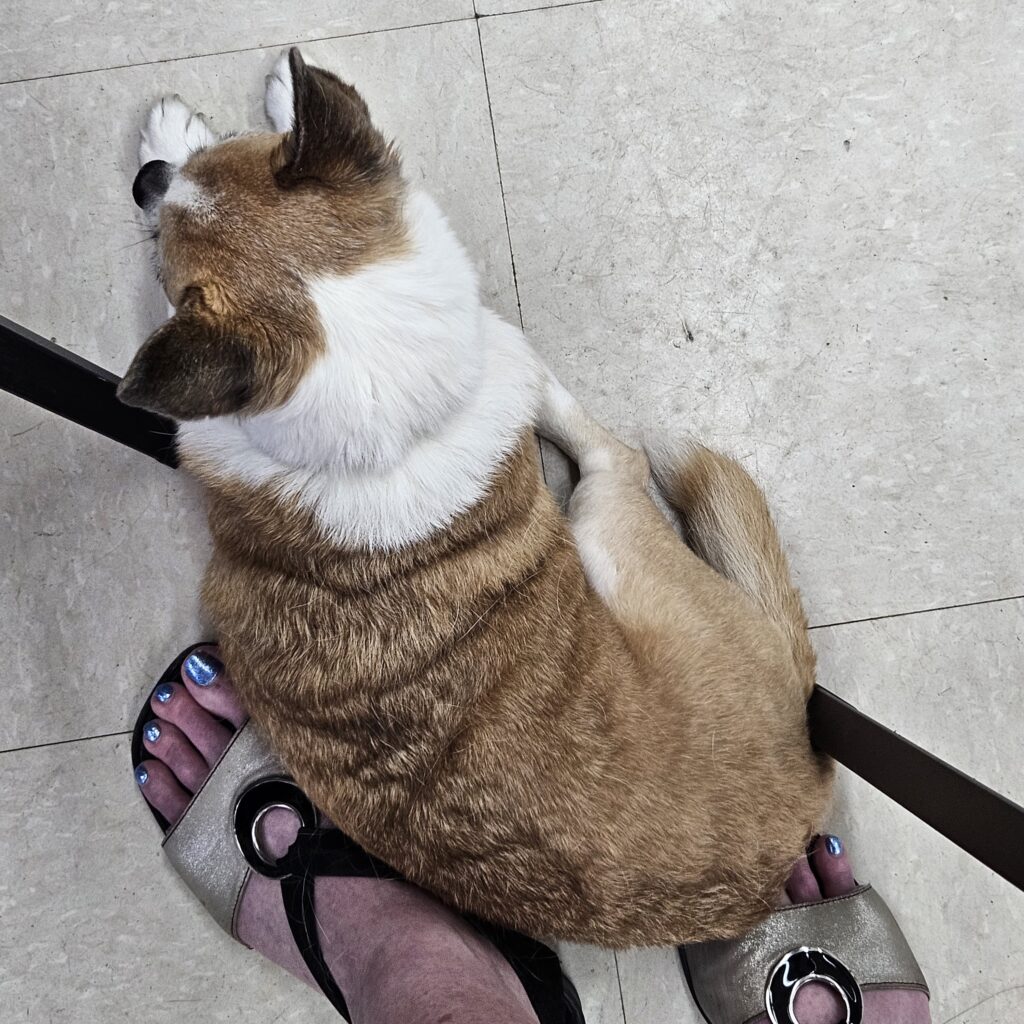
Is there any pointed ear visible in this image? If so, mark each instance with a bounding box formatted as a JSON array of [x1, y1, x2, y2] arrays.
[[275, 47, 397, 188], [117, 308, 256, 421]]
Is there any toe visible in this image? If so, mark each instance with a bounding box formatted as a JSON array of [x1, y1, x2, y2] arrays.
[[135, 759, 190, 824], [150, 680, 233, 764], [181, 646, 248, 728], [784, 855, 822, 904], [810, 834, 857, 897], [142, 719, 209, 792]]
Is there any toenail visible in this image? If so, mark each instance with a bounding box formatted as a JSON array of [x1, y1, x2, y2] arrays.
[[184, 650, 222, 687], [144, 721, 161, 744], [135, 765, 149, 786], [825, 835, 843, 857], [154, 683, 174, 703]]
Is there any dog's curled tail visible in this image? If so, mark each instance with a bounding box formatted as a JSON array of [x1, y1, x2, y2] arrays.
[[647, 438, 816, 697]]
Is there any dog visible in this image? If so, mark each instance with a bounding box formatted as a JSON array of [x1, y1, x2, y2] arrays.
[[119, 49, 832, 947]]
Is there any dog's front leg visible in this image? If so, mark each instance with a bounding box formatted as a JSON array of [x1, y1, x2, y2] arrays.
[[139, 95, 216, 168]]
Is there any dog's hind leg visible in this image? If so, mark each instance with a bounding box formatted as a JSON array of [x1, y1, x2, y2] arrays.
[[537, 368, 817, 705], [535, 370, 707, 611]]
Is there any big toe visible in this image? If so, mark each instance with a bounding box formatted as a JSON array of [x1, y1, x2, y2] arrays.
[[810, 834, 857, 897], [181, 646, 248, 729]]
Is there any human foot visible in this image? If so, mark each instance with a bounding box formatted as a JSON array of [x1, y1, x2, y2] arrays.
[[762, 836, 932, 1024], [682, 834, 931, 1024], [134, 645, 554, 1024]]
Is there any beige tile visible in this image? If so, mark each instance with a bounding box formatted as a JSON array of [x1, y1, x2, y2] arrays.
[[813, 597, 1024, 803], [0, 735, 341, 1022], [477, 0, 596, 16], [615, 945, 703, 1024], [481, 0, 1024, 625], [556, 942, 626, 1024], [1, 1, 470, 83], [0, 20, 516, 750]]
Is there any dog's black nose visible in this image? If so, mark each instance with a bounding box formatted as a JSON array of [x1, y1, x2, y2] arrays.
[[133, 160, 174, 210]]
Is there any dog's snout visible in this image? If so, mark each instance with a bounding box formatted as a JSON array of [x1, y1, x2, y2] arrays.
[[133, 160, 174, 210]]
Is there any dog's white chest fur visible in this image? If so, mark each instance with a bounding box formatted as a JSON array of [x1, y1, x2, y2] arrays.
[[179, 191, 542, 550]]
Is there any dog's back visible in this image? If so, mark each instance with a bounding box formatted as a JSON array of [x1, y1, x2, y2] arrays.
[[194, 427, 830, 947]]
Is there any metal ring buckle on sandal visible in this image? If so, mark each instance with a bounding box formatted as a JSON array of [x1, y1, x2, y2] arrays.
[[233, 776, 318, 879], [765, 946, 864, 1024]]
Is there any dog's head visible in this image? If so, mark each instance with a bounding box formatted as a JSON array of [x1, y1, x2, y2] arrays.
[[118, 49, 406, 421]]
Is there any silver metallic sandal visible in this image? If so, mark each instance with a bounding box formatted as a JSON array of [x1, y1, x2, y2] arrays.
[[133, 644, 586, 1024], [680, 883, 929, 1024]]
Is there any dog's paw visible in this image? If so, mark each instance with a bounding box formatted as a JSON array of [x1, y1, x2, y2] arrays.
[[139, 95, 215, 168], [265, 51, 294, 133]]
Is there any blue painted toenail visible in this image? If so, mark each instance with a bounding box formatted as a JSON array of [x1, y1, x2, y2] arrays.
[[144, 721, 161, 744], [154, 683, 174, 703], [135, 765, 149, 786], [825, 835, 843, 857], [184, 650, 222, 687]]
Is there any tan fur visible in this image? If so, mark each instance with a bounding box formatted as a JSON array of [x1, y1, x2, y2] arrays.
[[187, 426, 832, 947]]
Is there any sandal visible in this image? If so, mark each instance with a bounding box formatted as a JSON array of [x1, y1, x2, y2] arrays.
[[679, 882, 929, 1024], [132, 644, 585, 1024]]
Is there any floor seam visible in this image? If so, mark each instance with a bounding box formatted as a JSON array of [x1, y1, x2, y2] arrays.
[[0, 15, 473, 87], [809, 592, 1024, 632], [613, 950, 629, 1024], [1, 1, 607, 87], [0, 728, 131, 758], [477, 0, 604, 18], [475, 18, 525, 330]]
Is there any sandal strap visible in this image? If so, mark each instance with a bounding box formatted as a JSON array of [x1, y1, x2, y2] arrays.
[[683, 885, 928, 1024], [162, 721, 285, 935], [278, 827, 572, 1024], [278, 832, 402, 1021]]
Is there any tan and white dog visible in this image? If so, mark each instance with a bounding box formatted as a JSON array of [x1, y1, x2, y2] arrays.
[[119, 50, 832, 947]]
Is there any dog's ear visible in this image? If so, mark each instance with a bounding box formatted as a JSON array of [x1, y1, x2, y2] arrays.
[[275, 47, 396, 188], [117, 306, 256, 421]]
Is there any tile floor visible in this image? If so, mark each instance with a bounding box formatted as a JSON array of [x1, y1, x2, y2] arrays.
[[1, 1, 1021, 1021]]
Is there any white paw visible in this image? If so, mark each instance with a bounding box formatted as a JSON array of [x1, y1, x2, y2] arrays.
[[139, 95, 216, 168], [265, 51, 294, 133]]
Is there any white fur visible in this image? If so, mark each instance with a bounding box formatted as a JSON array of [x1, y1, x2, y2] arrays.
[[572, 521, 620, 599], [163, 175, 215, 217], [179, 191, 543, 550], [265, 51, 295, 133], [139, 95, 216, 167]]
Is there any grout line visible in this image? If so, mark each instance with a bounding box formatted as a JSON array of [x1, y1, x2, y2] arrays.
[[0, 728, 130, 758], [809, 592, 1024, 632], [0, 15, 472, 87], [477, 0, 604, 18], [475, 18, 524, 329], [613, 950, 629, 1024], [0, 0, 605, 88]]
